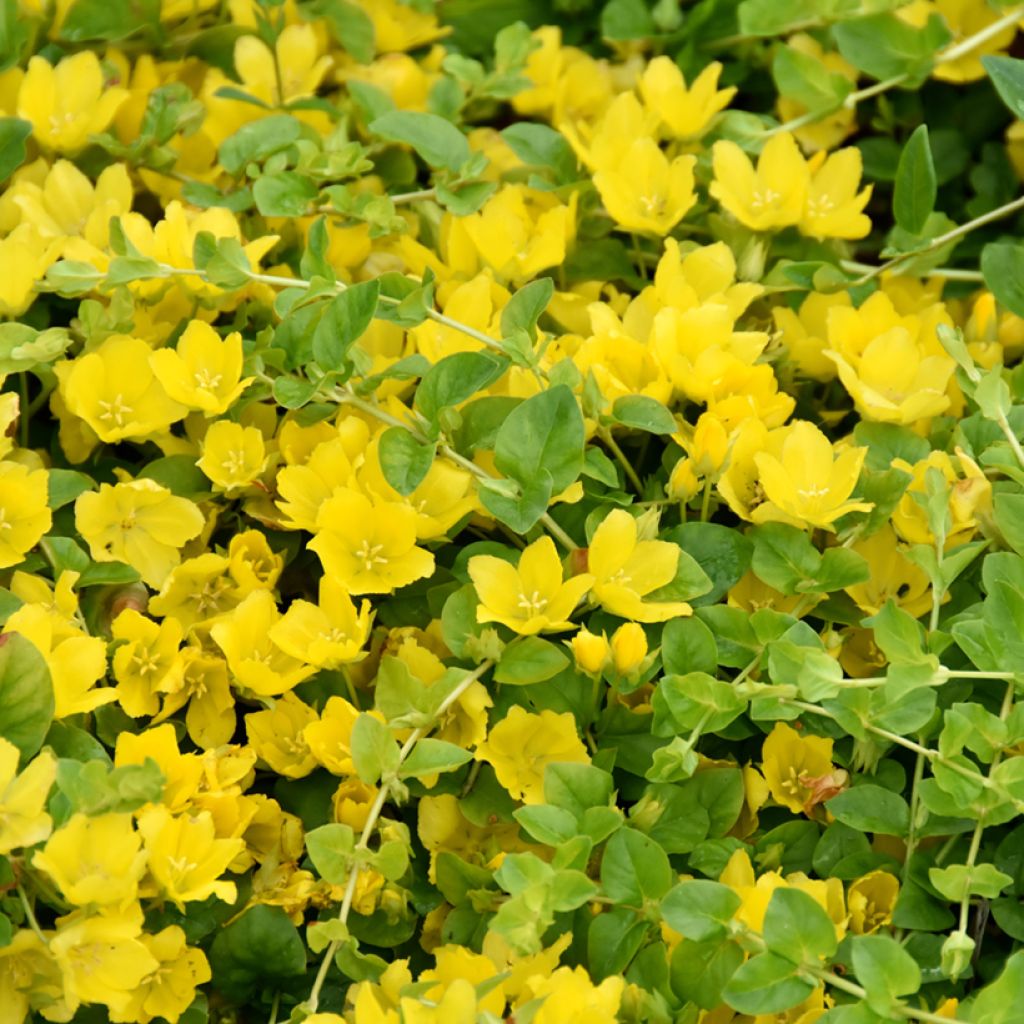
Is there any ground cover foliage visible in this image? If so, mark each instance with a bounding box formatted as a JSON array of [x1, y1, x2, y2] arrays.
[[7, 0, 1024, 1021]]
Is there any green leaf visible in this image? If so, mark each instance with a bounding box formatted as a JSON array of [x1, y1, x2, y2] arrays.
[[377, 428, 435, 496], [600, 826, 673, 905], [544, 762, 615, 817], [0, 118, 30, 183], [369, 111, 470, 171], [0, 632, 54, 759], [834, 12, 950, 82], [312, 280, 380, 371], [671, 938, 745, 1010], [826, 785, 910, 836], [661, 617, 718, 677], [763, 887, 838, 964], [514, 804, 578, 846], [661, 880, 741, 942], [611, 395, 677, 435], [501, 278, 554, 342], [252, 171, 317, 217], [984, 55, 1024, 120], [350, 714, 400, 785], [652, 672, 746, 736], [968, 950, 1024, 1024], [499, 122, 577, 183], [893, 124, 936, 235], [929, 863, 1013, 902], [601, 0, 654, 39], [750, 523, 821, 595], [302, 0, 374, 62], [218, 114, 303, 175], [981, 241, 1024, 319], [415, 351, 509, 423], [850, 934, 921, 1014], [58, 0, 159, 40], [494, 636, 568, 685], [739, 0, 824, 35], [772, 42, 852, 113], [209, 906, 306, 1004], [399, 738, 473, 779], [47, 469, 95, 510], [55, 758, 164, 815], [723, 952, 817, 1015], [304, 823, 355, 884]]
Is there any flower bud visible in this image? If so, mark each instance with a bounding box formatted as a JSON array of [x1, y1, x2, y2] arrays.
[[940, 930, 975, 982], [570, 628, 610, 675], [611, 622, 648, 676]]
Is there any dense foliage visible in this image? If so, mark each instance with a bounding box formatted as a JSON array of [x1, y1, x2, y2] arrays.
[[6, 0, 1024, 1022]]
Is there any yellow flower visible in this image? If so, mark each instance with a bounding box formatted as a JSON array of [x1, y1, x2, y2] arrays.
[[610, 622, 648, 676], [475, 706, 590, 804], [460, 184, 577, 284], [58, 334, 187, 443], [515, 965, 624, 1024], [0, 223, 61, 318], [197, 420, 267, 492], [752, 421, 873, 530], [639, 57, 735, 140], [114, 724, 204, 814], [148, 553, 241, 629], [75, 479, 205, 588], [227, 529, 283, 594], [587, 509, 692, 622], [269, 576, 374, 669], [162, 647, 237, 751], [845, 524, 933, 618], [137, 805, 244, 909], [246, 693, 319, 779], [17, 52, 128, 152], [303, 696, 363, 776], [0, 738, 56, 854], [774, 291, 852, 382], [848, 869, 900, 933], [49, 908, 159, 1018], [0, 462, 51, 568], [149, 320, 253, 416], [355, 0, 448, 52], [468, 536, 594, 635], [112, 609, 185, 718], [333, 777, 379, 831], [711, 133, 809, 231], [760, 721, 839, 815], [801, 147, 873, 239], [422, 946, 505, 1017], [233, 24, 333, 107], [309, 490, 435, 595], [569, 627, 610, 675], [32, 812, 146, 909], [118, 925, 211, 1024], [275, 431, 365, 531], [901, 0, 1016, 83], [593, 138, 697, 235], [0, 928, 63, 1024], [210, 590, 315, 696]]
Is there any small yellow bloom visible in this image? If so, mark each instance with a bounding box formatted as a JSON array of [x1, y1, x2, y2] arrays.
[[761, 722, 839, 815], [111, 609, 185, 718], [639, 57, 735, 140], [515, 965, 624, 1024], [148, 553, 241, 629], [845, 524, 933, 618], [233, 24, 333, 107], [269, 576, 374, 669], [0, 462, 51, 568], [32, 813, 146, 909], [210, 590, 315, 696], [752, 421, 873, 530], [227, 529, 283, 594], [774, 291, 852, 382], [59, 334, 187, 444], [587, 509, 692, 622], [355, 0, 448, 52], [137, 805, 244, 909], [17, 52, 128, 152], [0, 223, 61, 317], [610, 622, 648, 676], [801, 147, 873, 240], [0, 738, 56, 854], [303, 696, 362, 775], [422, 946, 505, 1017], [711, 133, 809, 231], [118, 925, 211, 1024], [468, 536, 594, 635], [246, 693, 319, 779], [333, 777, 379, 831], [475, 706, 590, 804], [569, 627, 610, 675], [149, 320, 253, 416], [197, 420, 267, 492], [75, 479, 205, 588], [310, 490, 436, 595], [848, 869, 900, 933]]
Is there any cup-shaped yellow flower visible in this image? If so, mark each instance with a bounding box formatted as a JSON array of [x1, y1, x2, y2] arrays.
[[0, 461, 51, 569], [310, 489, 435, 595], [75, 479, 205, 588], [468, 536, 594, 636], [58, 334, 187, 444], [475, 706, 590, 804], [610, 622, 648, 675], [847, 869, 900, 934], [751, 421, 873, 531], [593, 137, 697, 236], [17, 52, 128, 152], [197, 421, 268, 492], [0, 738, 56, 854], [32, 812, 147, 909], [137, 805, 244, 909], [0, 223, 62, 317], [800, 147, 873, 240], [639, 57, 735, 140], [845, 524, 933, 619], [268, 576, 374, 669], [517, 965, 625, 1024], [111, 609, 185, 718], [303, 695, 362, 775], [246, 692, 319, 779], [149, 320, 253, 416], [119, 925, 211, 1024], [569, 627, 610, 675], [587, 509, 692, 623], [210, 590, 315, 696], [760, 721, 837, 815], [710, 132, 809, 231]]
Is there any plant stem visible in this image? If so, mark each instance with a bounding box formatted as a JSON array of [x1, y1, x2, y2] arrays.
[[600, 428, 644, 494], [16, 883, 47, 945]]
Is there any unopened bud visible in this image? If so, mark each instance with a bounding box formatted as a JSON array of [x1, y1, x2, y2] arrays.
[[611, 622, 648, 676], [570, 627, 610, 675]]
